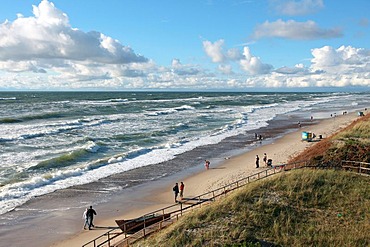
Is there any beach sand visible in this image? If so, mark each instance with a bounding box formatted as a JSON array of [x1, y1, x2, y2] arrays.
[[48, 112, 360, 247]]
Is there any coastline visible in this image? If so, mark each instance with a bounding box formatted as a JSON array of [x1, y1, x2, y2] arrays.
[[48, 112, 360, 247]]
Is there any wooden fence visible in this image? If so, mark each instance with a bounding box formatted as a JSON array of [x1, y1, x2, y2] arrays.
[[82, 160, 368, 247]]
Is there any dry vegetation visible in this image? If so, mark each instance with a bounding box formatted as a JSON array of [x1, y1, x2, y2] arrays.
[[136, 170, 369, 247], [290, 114, 370, 165], [134, 114, 370, 247]]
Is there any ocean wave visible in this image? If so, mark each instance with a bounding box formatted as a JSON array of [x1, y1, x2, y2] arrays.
[[28, 141, 100, 171], [0, 117, 112, 143], [28, 150, 90, 171], [75, 98, 129, 105], [1, 92, 368, 215], [0, 118, 23, 124], [145, 105, 195, 116], [0, 97, 16, 100], [0, 112, 64, 124]]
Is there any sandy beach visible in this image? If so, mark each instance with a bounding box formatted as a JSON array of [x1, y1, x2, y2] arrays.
[[46, 111, 361, 247]]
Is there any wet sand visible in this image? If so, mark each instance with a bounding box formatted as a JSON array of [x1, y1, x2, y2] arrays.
[[0, 111, 361, 247], [50, 112, 360, 247]]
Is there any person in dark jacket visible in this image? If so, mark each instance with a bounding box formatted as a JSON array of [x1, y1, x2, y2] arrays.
[[173, 183, 179, 202], [86, 205, 97, 230]]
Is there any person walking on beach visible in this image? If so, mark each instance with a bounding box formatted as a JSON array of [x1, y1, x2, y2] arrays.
[[86, 206, 97, 230], [205, 160, 210, 170], [263, 153, 267, 166], [179, 182, 185, 200], [173, 183, 179, 202], [82, 208, 89, 230], [255, 155, 260, 168]]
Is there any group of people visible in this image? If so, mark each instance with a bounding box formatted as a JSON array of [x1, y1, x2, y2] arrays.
[[254, 133, 263, 142], [83, 206, 97, 230], [172, 182, 185, 202], [255, 153, 272, 168]]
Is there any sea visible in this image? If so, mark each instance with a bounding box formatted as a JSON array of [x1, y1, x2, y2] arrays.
[[0, 91, 369, 217]]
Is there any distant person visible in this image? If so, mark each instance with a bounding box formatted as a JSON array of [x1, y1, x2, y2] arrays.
[[267, 159, 273, 167], [82, 208, 89, 230], [310, 116, 313, 121], [263, 153, 267, 166], [86, 206, 97, 230], [205, 160, 210, 170], [173, 183, 179, 202], [255, 155, 260, 168], [298, 121, 301, 128], [179, 182, 185, 200], [258, 134, 262, 143], [254, 133, 258, 139]]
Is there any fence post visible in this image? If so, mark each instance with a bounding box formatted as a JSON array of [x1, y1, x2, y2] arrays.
[[359, 163, 361, 174], [143, 217, 146, 237]]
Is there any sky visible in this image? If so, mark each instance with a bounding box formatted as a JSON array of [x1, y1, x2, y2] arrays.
[[0, 0, 369, 91]]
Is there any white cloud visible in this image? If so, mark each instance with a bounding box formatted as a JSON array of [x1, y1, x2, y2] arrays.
[[171, 59, 202, 76], [218, 64, 233, 74], [251, 19, 342, 40], [0, 0, 148, 78], [240, 45, 370, 88], [271, 0, 324, 16], [202, 40, 271, 75], [202, 39, 242, 63], [0, 1, 368, 90], [240, 47, 273, 75], [311, 45, 370, 73], [202, 40, 225, 63]]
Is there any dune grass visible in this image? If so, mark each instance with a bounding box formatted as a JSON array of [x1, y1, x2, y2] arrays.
[[291, 114, 370, 165], [132, 114, 370, 246], [136, 170, 369, 247]]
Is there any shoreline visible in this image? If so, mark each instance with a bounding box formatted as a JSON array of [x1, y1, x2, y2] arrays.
[[50, 112, 360, 247]]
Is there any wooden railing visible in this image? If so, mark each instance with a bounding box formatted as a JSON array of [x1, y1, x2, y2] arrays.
[[82, 160, 369, 247]]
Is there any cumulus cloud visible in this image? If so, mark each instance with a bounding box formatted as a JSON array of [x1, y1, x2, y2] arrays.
[[203, 39, 272, 75], [0, 0, 148, 79], [218, 64, 233, 74], [243, 45, 370, 88], [202, 39, 242, 63], [202, 40, 225, 63], [270, 0, 324, 16], [171, 59, 202, 76], [274, 63, 325, 75], [311, 45, 370, 73], [251, 19, 342, 40], [0, 1, 368, 90], [240, 47, 273, 75]]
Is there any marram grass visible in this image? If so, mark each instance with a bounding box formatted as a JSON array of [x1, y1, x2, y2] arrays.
[[135, 170, 369, 247]]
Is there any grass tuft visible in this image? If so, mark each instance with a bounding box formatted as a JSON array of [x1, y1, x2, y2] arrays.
[[134, 114, 370, 247], [136, 170, 369, 247]]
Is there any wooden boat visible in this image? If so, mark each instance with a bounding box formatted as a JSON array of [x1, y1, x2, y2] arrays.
[[115, 213, 171, 234]]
